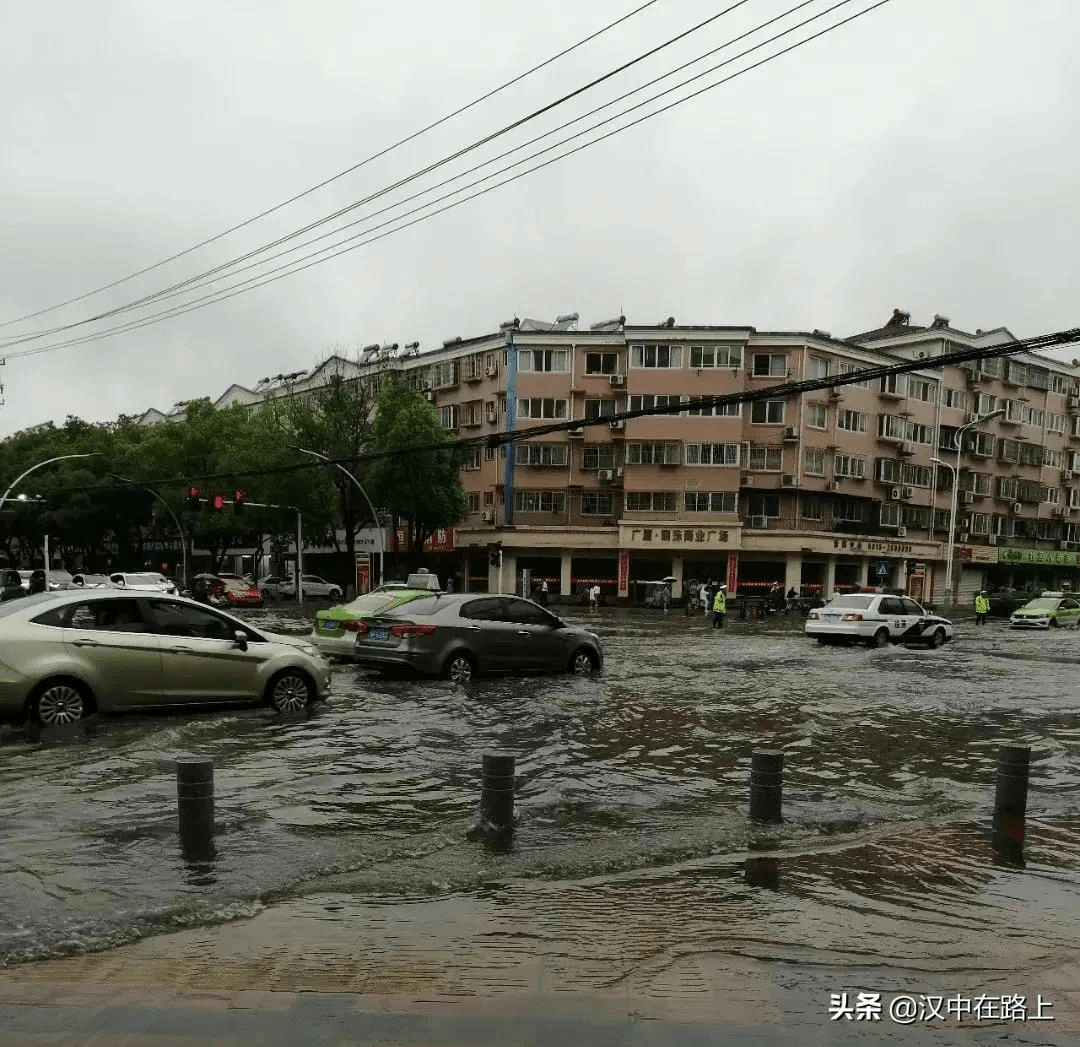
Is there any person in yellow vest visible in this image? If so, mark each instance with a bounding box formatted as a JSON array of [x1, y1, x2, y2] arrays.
[[712, 584, 727, 629], [974, 590, 990, 626]]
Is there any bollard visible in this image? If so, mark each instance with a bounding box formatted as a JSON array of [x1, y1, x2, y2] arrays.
[[176, 758, 215, 857], [740, 599, 750, 622], [994, 745, 1031, 818], [749, 750, 783, 823], [480, 753, 516, 829]]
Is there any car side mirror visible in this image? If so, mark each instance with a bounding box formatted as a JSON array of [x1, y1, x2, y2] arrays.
[[233, 629, 248, 652]]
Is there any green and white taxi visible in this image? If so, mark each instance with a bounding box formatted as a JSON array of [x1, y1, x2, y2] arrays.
[[1008, 592, 1080, 630], [312, 572, 444, 660]]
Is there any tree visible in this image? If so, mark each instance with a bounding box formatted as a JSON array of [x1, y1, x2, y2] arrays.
[[365, 376, 469, 557]]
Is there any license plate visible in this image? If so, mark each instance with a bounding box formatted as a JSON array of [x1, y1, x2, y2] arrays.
[[369, 628, 389, 641]]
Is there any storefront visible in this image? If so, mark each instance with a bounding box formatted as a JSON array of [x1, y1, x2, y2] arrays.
[[990, 545, 1080, 592]]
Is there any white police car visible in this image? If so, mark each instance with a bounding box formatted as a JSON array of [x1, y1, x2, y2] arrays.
[[806, 593, 955, 648]]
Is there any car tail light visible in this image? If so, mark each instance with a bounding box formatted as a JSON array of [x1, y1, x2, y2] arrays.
[[390, 623, 437, 638], [808, 611, 819, 620], [340, 620, 368, 634], [841, 613, 863, 622]]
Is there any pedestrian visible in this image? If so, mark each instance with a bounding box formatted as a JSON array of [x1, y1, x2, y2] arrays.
[[685, 580, 698, 617], [974, 589, 990, 626], [701, 581, 711, 617], [589, 583, 600, 609], [540, 578, 549, 606], [712, 583, 727, 629]]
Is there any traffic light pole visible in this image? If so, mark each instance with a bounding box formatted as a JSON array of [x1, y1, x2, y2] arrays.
[[218, 497, 304, 605]]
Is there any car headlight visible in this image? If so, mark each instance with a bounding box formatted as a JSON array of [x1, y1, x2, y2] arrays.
[[297, 644, 324, 660], [587, 631, 599, 640]]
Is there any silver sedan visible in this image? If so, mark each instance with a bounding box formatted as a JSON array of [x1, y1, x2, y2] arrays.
[[0, 590, 332, 726], [344, 593, 604, 683]]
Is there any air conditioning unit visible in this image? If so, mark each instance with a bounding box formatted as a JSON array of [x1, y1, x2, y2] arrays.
[[485, 363, 499, 378], [899, 441, 916, 456], [608, 374, 626, 387], [1052, 507, 1065, 517], [962, 491, 975, 505], [1064, 470, 1074, 481], [1068, 395, 1080, 411], [567, 425, 584, 437], [827, 480, 841, 493], [609, 419, 625, 431], [897, 526, 907, 537], [740, 472, 754, 486], [780, 473, 797, 488], [988, 533, 998, 545], [783, 427, 799, 441], [902, 486, 915, 499], [481, 510, 494, 522], [598, 469, 614, 482], [424, 390, 435, 403], [751, 515, 768, 529], [1013, 502, 1023, 514], [964, 371, 982, 386], [614, 466, 624, 479], [890, 486, 902, 501]]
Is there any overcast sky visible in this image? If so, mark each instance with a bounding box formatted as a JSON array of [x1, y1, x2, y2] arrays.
[[2, 0, 1078, 436]]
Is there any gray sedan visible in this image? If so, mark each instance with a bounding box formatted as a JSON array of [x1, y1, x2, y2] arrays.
[[0, 590, 332, 726], [343, 593, 604, 683]]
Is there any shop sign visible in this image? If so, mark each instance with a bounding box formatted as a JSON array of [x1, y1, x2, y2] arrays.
[[833, 538, 914, 554], [624, 526, 733, 548], [355, 526, 389, 551], [998, 546, 1079, 567], [618, 553, 630, 594], [392, 525, 455, 553], [726, 553, 738, 593]]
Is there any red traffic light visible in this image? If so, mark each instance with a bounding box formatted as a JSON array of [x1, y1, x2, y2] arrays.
[[234, 490, 246, 515], [210, 493, 225, 512], [187, 486, 201, 511]]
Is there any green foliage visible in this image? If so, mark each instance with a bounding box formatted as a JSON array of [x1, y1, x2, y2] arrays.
[[365, 376, 469, 554]]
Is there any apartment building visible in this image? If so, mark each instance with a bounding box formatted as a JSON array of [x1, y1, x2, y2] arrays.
[[137, 311, 1080, 604]]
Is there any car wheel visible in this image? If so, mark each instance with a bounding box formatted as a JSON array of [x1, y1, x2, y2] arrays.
[[445, 652, 476, 684], [929, 627, 946, 649], [31, 678, 91, 726], [570, 648, 598, 675], [1050, 618, 1060, 629], [871, 628, 889, 648], [267, 670, 313, 713], [329, 588, 342, 600]]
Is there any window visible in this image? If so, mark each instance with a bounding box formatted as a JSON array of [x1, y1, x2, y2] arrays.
[[684, 442, 739, 466], [834, 454, 866, 479], [518, 348, 569, 373], [876, 458, 902, 483], [464, 355, 484, 381], [630, 344, 683, 368], [514, 490, 566, 513], [880, 502, 901, 528], [836, 501, 865, 523], [463, 400, 484, 426], [1044, 447, 1063, 469], [1044, 486, 1061, 505], [974, 393, 997, 416], [878, 414, 906, 440], [908, 378, 935, 403], [997, 515, 1016, 537], [748, 446, 782, 471], [483, 490, 495, 506], [515, 444, 569, 467], [804, 448, 826, 475], [808, 357, 829, 380], [628, 393, 680, 413], [463, 446, 481, 470], [902, 464, 932, 488], [806, 403, 827, 429], [746, 493, 781, 517], [752, 353, 787, 377], [432, 361, 458, 388], [438, 405, 458, 429], [503, 598, 559, 626], [517, 397, 568, 419], [484, 446, 497, 462], [685, 399, 740, 417], [684, 491, 738, 512], [147, 601, 234, 641], [624, 441, 682, 465], [1025, 406, 1045, 428], [751, 400, 786, 424], [67, 600, 148, 633], [582, 445, 616, 471], [908, 422, 934, 445], [838, 361, 871, 388], [998, 440, 1042, 467], [584, 398, 617, 419], [581, 492, 614, 515], [584, 352, 619, 375], [944, 388, 967, 411], [625, 492, 678, 512], [802, 496, 823, 521], [462, 597, 504, 621], [970, 431, 994, 456], [972, 472, 991, 496], [837, 409, 867, 432], [1051, 373, 1072, 395], [690, 344, 741, 368], [879, 374, 906, 396], [467, 492, 480, 513], [1047, 412, 1067, 434]]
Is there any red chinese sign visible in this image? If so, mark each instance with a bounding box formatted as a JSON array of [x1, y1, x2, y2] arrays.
[[392, 525, 455, 553], [618, 553, 630, 594], [726, 552, 739, 595]]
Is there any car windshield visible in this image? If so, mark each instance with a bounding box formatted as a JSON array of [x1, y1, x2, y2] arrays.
[[826, 595, 875, 609], [1023, 598, 1061, 611], [341, 593, 411, 615], [125, 574, 163, 585], [223, 578, 252, 591]]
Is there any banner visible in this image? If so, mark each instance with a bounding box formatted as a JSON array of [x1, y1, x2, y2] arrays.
[[726, 552, 739, 595], [618, 553, 630, 595], [392, 525, 455, 553], [998, 546, 1078, 567]]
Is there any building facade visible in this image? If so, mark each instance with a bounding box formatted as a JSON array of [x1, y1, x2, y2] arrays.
[[138, 311, 1080, 603]]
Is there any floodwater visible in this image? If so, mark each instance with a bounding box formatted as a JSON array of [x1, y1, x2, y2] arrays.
[[2, 608, 1080, 1005]]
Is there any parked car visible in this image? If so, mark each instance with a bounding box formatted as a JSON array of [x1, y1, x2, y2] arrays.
[[1, 570, 25, 602], [321, 591, 604, 683], [256, 575, 290, 601], [278, 574, 344, 600], [109, 572, 178, 595], [0, 590, 331, 726], [71, 573, 111, 588], [805, 593, 955, 648], [1009, 592, 1080, 629], [312, 574, 445, 660], [18, 569, 76, 592], [220, 576, 264, 609], [190, 573, 230, 608]]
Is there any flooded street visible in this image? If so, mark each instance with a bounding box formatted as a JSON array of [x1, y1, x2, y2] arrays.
[[3, 608, 1080, 1019]]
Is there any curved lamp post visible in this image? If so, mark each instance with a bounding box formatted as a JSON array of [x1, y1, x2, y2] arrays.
[[111, 473, 188, 591], [932, 408, 1005, 604], [292, 446, 385, 589]]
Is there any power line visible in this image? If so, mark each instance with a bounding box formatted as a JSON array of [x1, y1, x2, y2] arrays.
[[5, 0, 893, 362], [28, 327, 1080, 498], [0, 0, 663, 332]]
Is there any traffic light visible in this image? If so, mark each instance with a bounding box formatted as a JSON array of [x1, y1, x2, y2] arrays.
[[187, 486, 201, 511], [489, 550, 502, 567], [233, 490, 246, 515], [210, 493, 225, 513]]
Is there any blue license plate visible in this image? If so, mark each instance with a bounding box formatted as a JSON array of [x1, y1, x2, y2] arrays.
[[370, 628, 389, 641]]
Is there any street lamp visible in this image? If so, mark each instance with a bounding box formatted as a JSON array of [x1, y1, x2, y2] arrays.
[[111, 473, 188, 591], [291, 446, 385, 589], [931, 408, 1005, 604]]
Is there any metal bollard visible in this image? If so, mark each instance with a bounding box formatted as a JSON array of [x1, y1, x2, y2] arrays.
[[994, 745, 1031, 818], [749, 750, 783, 823], [176, 758, 215, 857], [480, 753, 516, 829]]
